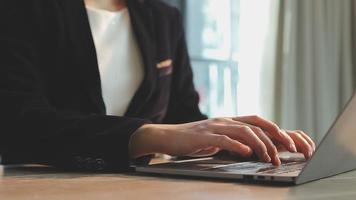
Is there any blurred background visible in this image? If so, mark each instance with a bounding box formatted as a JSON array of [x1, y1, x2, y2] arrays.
[[163, 0, 356, 143]]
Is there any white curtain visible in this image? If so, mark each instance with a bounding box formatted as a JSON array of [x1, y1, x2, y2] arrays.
[[272, 0, 356, 142], [239, 0, 356, 142]]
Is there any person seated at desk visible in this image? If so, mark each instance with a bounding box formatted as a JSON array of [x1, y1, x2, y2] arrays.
[[0, 0, 315, 171]]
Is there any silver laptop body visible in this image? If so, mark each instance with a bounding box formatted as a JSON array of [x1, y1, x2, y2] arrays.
[[136, 93, 356, 185]]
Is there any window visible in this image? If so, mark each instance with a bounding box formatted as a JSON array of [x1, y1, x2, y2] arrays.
[[164, 0, 240, 117]]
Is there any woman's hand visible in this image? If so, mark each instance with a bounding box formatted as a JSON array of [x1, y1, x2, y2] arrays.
[[129, 116, 315, 166]]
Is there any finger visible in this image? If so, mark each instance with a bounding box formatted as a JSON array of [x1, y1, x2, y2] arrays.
[[232, 115, 280, 137], [211, 124, 271, 163], [188, 147, 220, 157], [258, 130, 293, 153], [233, 115, 297, 152], [286, 130, 313, 159], [207, 134, 253, 158], [296, 130, 316, 151], [224, 120, 281, 165], [279, 129, 298, 152], [249, 126, 281, 166], [227, 118, 295, 156]]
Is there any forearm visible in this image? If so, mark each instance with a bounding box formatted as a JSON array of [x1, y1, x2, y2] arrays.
[[129, 124, 171, 159]]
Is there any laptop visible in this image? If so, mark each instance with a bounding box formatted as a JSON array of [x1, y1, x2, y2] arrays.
[[136, 93, 356, 185]]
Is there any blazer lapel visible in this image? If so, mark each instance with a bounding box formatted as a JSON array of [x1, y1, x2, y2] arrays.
[[60, 0, 157, 116], [61, 0, 106, 114], [125, 0, 158, 117]]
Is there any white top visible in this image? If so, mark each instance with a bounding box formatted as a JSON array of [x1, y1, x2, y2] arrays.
[[86, 6, 144, 116]]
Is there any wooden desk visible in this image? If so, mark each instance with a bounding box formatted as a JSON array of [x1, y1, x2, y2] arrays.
[[1, 162, 356, 200]]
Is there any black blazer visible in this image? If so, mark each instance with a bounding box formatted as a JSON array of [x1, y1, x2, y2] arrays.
[[0, 0, 207, 171]]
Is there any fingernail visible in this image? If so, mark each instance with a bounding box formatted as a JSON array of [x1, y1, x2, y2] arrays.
[[308, 151, 313, 159], [263, 152, 271, 162], [290, 144, 297, 152]]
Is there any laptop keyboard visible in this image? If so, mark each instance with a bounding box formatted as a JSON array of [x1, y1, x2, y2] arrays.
[[257, 162, 305, 174], [207, 161, 306, 175]]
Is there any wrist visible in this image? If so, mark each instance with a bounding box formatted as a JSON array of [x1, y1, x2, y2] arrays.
[[129, 124, 166, 159]]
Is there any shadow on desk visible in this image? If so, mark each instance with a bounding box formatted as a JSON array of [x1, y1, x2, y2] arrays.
[[0, 164, 106, 179]]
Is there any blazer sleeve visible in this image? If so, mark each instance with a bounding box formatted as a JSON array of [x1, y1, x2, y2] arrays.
[[163, 8, 208, 124], [0, 2, 150, 171]]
